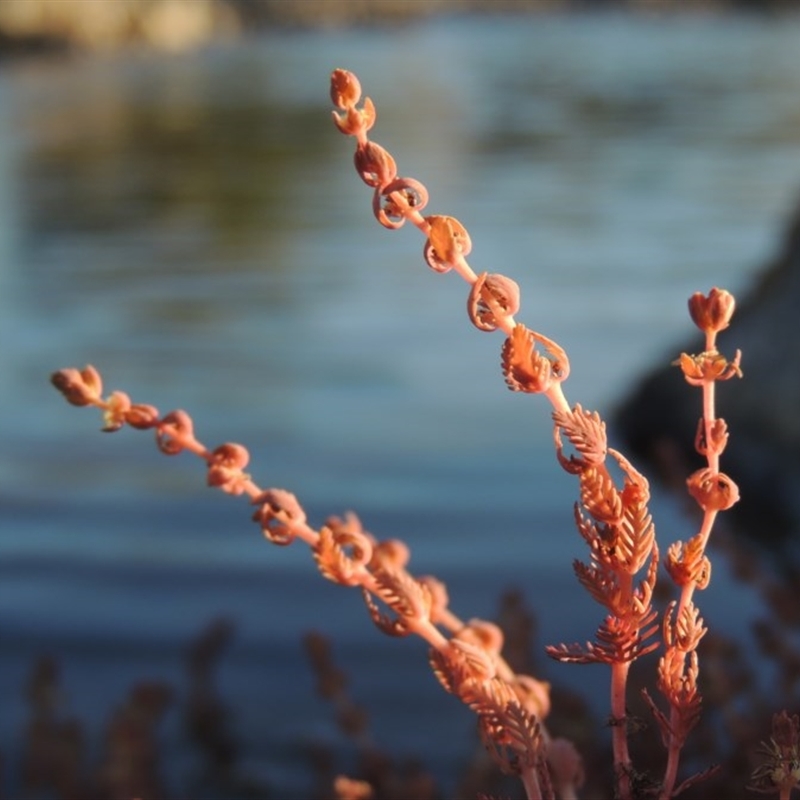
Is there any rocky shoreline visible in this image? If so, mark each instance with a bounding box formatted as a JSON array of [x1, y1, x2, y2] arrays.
[[1, 0, 798, 57]]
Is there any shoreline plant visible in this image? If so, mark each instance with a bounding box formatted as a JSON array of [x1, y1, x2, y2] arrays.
[[50, 68, 799, 800]]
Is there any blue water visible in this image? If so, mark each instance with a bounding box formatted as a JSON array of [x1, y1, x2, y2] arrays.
[[2, 12, 800, 795]]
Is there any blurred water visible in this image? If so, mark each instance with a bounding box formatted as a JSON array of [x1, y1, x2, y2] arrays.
[[1, 13, 800, 795]]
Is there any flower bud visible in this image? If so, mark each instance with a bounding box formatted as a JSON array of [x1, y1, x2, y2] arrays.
[[423, 215, 472, 272], [694, 416, 729, 458], [51, 365, 102, 406], [155, 410, 194, 455], [330, 68, 361, 109], [501, 324, 569, 394], [688, 287, 735, 334], [371, 539, 410, 570], [252, 488, 306, 546], [373, 177, 429, 229], [354, 141, 397, 188], [124, 403, 160, 430], [468, 271, 520, 332], [686, 467, 740, 512], [207, 443, 251, 495], [331, 98, 376, 137]]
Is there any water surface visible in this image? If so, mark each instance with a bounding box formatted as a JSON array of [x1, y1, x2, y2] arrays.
[[2, 13, 800, 795]]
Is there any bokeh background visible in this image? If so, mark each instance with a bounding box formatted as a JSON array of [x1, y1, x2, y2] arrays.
[[2, 2, 800, 797]]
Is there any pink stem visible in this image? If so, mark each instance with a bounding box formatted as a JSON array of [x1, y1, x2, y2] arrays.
[[611, 660, 633, 799], [520, 765, 543, 800]]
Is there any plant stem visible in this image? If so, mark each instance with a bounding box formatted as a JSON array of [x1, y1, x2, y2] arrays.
[[611, 660, 633, 800], [520, 764, 543, 800]]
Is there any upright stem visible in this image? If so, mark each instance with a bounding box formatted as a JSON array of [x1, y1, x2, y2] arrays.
[[520, 765, 543, 800], [611, 660, 633, 800], [704, 329, 719, 475], [660, 733, 682, 800]]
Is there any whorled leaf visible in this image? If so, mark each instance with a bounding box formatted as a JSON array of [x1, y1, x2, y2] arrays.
[[578, 465, 623, 525], [552, 404, 608, 468], [362, 587, 412, 637], [312, 524, 374, 585], [478, 695, 543, 775], [547, 610, 659, 666], [423, 214, 472, 272], [502, 324, 566, 394], [468, 272, 521, 332]]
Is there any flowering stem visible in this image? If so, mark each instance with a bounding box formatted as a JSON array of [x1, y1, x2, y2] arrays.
[[659, 293, 741, 800]]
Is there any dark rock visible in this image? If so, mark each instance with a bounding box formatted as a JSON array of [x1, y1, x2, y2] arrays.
[[615, 192, 800, 549], [0, 29, 70, 61]]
